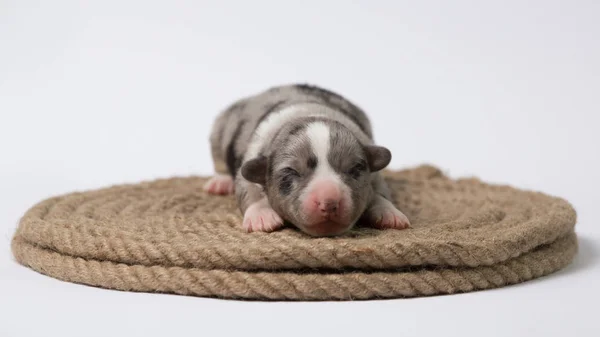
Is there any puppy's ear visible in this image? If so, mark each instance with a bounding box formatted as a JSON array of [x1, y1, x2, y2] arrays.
[[365, 145, 392, 172], [241, 156, 268, 185]]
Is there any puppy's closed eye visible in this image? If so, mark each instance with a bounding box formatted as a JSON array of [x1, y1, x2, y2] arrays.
[[348, 161, 367, 179], [281, 167, 300, 177], [279, 167, 300, 195]]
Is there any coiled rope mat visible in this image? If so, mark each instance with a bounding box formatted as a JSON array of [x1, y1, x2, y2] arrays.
[[11, 165, 577, 301]]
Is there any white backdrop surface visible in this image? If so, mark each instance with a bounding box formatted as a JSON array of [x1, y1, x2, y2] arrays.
[[1, 1, 598, 336]]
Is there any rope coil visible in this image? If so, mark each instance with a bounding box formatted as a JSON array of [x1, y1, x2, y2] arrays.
[[11, 165, 578, 300]]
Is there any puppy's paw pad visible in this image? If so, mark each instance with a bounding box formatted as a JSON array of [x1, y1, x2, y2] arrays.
[[203, 174, 234, 195], [366, 205, 410, 230], [243, 204, 284, 233]]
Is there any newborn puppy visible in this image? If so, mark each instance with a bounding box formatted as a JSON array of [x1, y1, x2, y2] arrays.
[[204, 84, 410, 236]]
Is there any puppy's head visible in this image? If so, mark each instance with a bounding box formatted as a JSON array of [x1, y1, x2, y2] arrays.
[[241, 118, 391, 236]]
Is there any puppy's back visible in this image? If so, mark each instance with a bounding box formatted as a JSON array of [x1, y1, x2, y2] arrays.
[[209, 84, 373, 177]]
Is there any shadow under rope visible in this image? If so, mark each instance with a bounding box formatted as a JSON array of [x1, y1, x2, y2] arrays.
[[556, 235, 599, 276], [509, 234, 598, 291]]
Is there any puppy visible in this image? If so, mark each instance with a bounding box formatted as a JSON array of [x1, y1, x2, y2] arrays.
[[204, 84, 410, 236]]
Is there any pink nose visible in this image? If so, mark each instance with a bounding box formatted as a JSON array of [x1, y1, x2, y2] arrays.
[[318, 199, 339, 214]]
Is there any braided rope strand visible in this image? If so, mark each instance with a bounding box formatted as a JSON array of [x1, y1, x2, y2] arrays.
[[11, 232, 577, 301], [10, 165, 579, 300]]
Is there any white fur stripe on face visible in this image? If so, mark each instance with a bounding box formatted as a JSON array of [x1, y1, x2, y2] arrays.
[[304, 122, 345, 184], [305, 122, 331, 171], [301, 121, 353, 215]]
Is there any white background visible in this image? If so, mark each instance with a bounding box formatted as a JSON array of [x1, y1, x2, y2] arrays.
[[1, 1, 599, 336]]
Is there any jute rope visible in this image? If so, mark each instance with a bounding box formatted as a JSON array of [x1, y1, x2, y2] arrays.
[[11, 165, 578, 300]]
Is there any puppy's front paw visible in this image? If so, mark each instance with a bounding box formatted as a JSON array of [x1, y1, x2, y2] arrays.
[[203, 174, 234, 195], [243, 201, 284, 233], [364, 197, 410, 230]]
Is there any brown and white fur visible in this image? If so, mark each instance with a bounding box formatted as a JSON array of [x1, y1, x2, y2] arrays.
[[204, 84, 410, 236]]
